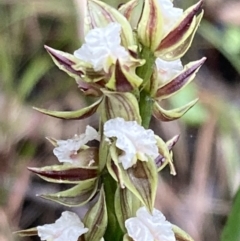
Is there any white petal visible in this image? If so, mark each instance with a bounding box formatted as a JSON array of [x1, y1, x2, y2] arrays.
[[85, 125, 100, 141], [136, 207, 176, 241], [104, 118, 159, 169], [53, 126, 99, 163], [37, 211, 88, 241], [125, 217, 154, 241], [74, 22, 129, 72], [156, 58, 183, 83], [158, 0, 183, 36]]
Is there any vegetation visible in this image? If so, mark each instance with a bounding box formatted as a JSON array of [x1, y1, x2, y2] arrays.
[[1, 0, 240, 240]]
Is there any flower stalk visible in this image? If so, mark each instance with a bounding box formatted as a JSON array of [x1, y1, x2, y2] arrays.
[[136, 47, 156, 128], [15, 0, 205, 241]]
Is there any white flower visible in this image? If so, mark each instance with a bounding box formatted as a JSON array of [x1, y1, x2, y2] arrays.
[[37, 211, 88, 241], [74, 22, 129, 72], [156, 58, 183, 84], [53, 126, 99, 163], [125, 207, 175, 241], [158, 0, 183, 37], [103, 118, 159, 169]]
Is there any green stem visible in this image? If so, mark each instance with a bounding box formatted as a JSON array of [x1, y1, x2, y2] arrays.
[[137, 47, 155, 86], [102, 172, 124, 241], [139, 90, 154, 128], [137, 47, 156, 128]]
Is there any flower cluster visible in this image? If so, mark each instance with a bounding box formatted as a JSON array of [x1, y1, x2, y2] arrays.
[[16, 0, 205, 241]]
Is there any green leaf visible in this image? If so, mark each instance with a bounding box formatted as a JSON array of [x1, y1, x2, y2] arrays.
[[221, 187, 240, 241], [84, 186, 108, 241], [18, 56, 52, 100], [198, 21, 240, 74], [40, 178, 98, 207], [33, 98, 102, 120]]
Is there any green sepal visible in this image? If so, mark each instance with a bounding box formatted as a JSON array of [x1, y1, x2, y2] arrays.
[[33, 98, 102, 120], [44, 45, 88, 79], [172, 224, 194, 241], [13, 227, 38, 237], [155, 1, 203, 60], [109, 145, 158, 211], [45, 45, 104, 84], [155, 135, 179, 169], [137, 0, 163, 52], [99, 137, 111, 172], [39, 178, 98, 207], [100, 90, 142, 124], [118, 0, 141, 29], [71, 147, 99, 166], [148, 65, 159, 97], [106, 146, 125, 188], [87, 0, 136, 48], [125, 160, 158, 211], [28, 165, 98, 184], [84, 186, 107, 241], [153, 99, 198, 121], [155, 136, 176, 175], [114, 185, 141, 232], [123, 234, 134, 241], [40, 145, 99, 168], [106, 59, 144, 92], [156, 57, 206, 99], [166, 135, 180, 150]]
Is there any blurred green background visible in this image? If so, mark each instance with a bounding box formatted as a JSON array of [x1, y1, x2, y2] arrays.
[[1, 0, 240, 240]]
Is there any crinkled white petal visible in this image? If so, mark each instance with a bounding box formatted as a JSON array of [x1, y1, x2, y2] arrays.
[[125, 217, 154, 241], [74, 22, 129, 72], [37, 211, 88, 241], [156, 58, 183, 83], [53, 126, 99, 163], [158, 0, 183, 36], [125, 207, 176, 241], [103, 118, 159, 169]]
